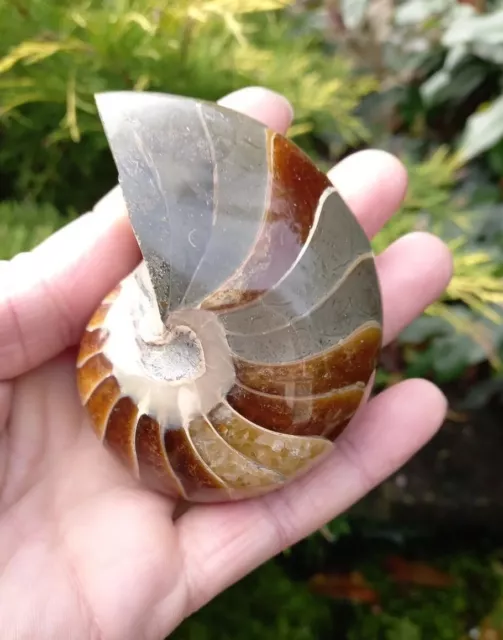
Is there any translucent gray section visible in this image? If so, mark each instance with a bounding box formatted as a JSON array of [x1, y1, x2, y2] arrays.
[[220, 189, 374, 336], [96, 92, 215, 315], [227, 255, 382, 364], [181, 103, 270, 307], [95, 91, 270, 317]]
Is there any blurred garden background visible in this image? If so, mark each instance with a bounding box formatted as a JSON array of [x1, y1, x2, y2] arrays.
[[2, 0, 503, 637]]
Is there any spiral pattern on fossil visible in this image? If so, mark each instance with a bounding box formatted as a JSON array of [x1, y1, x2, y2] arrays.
[[76, 91, 383, 503]]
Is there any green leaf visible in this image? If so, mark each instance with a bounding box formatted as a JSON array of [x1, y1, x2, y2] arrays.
[[404, 347, 439, 379], [472, 41, 503, 64], [340, 0, 370, 30], [458, 95, 503, 161], [421, 63, 485, 106], [0, 200, 72, 259], [432, 333, 488, 381], [443, 8, 503, 47], [386, 618, 422, 640], [443, 44, 469, 71], [394, 0, 454, 26], [487, 139, 503, 176], [420, 69, 452, 104], [399, 316, 452, 345], [461, 377, 503, 409]]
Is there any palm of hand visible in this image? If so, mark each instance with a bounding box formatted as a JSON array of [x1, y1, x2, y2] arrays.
[[0, 88, 452, 640], [0, 351, 186, 638]]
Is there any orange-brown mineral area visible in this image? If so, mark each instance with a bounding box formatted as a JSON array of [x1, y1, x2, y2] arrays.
[[199, 130, 333, 312], [76, 123, 382, 504]]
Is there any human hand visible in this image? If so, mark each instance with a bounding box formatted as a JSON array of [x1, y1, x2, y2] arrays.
[[0, 87, 452, 639]]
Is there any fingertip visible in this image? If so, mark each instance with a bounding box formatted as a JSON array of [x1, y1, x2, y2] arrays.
[[390, 230, 454, 284], [336, 377, 448, 494], [368, 377, 449, 457], [328, 149, 409, 238], [377, 231, 454, 345], [218, 86, 294, 134], [418, 378, 449, 419], [93, 184, 128, 218], [394, 377, 450, 443], [381, 377, 449, 424], [329, 149, 408, 194]]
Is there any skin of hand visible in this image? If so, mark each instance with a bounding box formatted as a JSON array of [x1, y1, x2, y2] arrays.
[[0, 86, 452, 640]]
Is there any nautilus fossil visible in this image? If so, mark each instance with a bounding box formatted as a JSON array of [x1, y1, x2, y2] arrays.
[[76, 91, 383, 503]]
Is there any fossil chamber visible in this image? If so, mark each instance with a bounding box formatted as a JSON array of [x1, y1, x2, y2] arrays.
[[76, 90, 383, 503]]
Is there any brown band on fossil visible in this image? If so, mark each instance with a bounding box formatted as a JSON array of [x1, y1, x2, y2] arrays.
[[233, 322, 382, 397], [76, 353, 113, 403], [208, 402, 333, 477], [84, 376, 121, 441], [200, 130, 329, 312], [226, 382, 365, 438], [135, 414, 187, 499], [163, 425, 230, 501], [103, 396, 140, 474], [77, 328, 109, 367], [86, 304, 113, 332], [102, 287, 121, 304], [188, 416, 286, 490]]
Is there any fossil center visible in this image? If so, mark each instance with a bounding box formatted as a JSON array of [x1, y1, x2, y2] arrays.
[[101, 262, 236, 428]]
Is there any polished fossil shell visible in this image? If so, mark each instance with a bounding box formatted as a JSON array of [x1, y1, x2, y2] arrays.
[[76, 91, 383, 503]]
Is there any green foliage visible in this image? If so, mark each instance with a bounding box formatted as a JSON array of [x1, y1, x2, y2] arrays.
[[346, 553, 503, 640], [171, 560, 333, 640], [317, 0, 503, 164], [0, 199, 71, 259], [376, 0, 503, 164], [372, 147, 466, 255], [298, 541, 503, 640], [416, 2, 503, 162], [398, 310, 500, 382], [371, 146, 503, 379], [182, 539, 503, 640], [0, 0, 375, 212]]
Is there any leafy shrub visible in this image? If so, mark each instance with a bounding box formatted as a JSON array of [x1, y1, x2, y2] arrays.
[[171, 560, 333, 640], [372, 147, 503, 384], [176, 536, 503, 640], [326, 0, 503, 164], [0, 199, 71, 259], [393, 0, 503, 164], [0, 0, 375, 212]]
